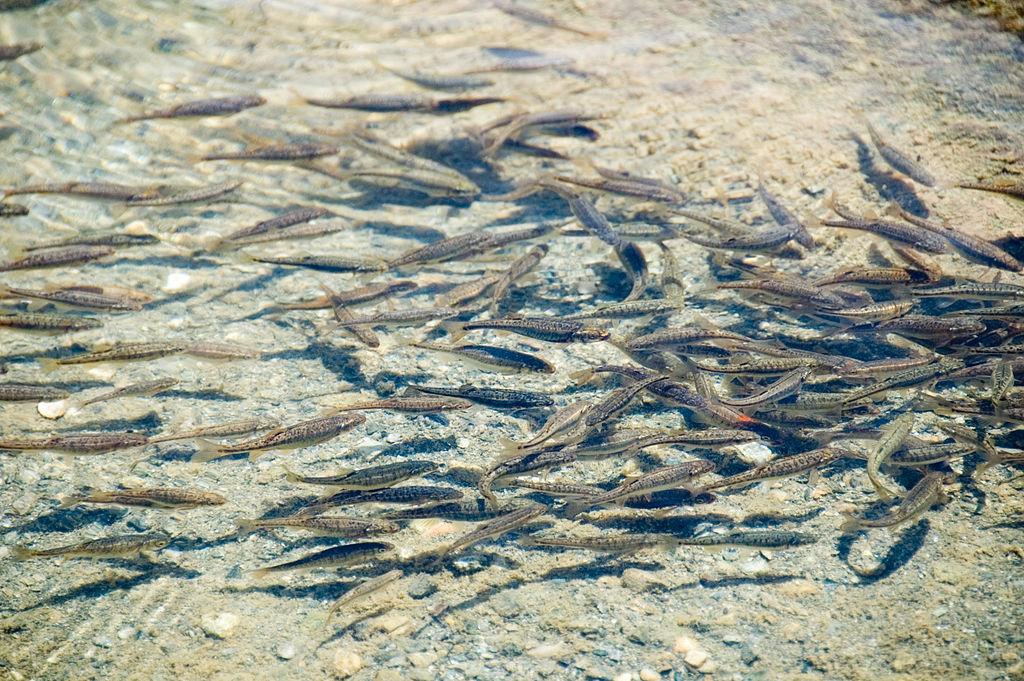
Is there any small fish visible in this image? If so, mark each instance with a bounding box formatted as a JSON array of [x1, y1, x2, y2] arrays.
[[478, 448, 579, 505], [249, 254, 386, 273], [149, 416, 281, 444], [328, 569, 404, 619], [215, 207, 334, 247], [285, 460, 437, 489], [507, 478, 605, 498], [563, 299, 682, 321], [700, 447, 847, 492], [615, 241, 649, 302], [24, 233, 159, 252], [381, 499, 511, 521], [305, 93, 502, 113], [855, 315, 985, 340], [683, 224, 797, 251], [492, 0, 595, 36], [2, 182, 157, 201], [202, 143, 338, 161], [0, 42, 42, 60], [553, 185, 621, 246], [505, 401, 593, 452], [0, 383, 70, 402], [819, 196, 948, 254], [11, 534, 170, 561], [0, 431, 150, 455], [435, 274, 503, 308], [408, 384, 554, 410], [488, 244, 549, 312], [0, 311, 103, 332], [192, 413, 366, 462], [77, 377, 179, 407], [119, 95, 266, 123], [840, 358, 964, 404], [250, 541, 393, 577], [554, 171, 683, 203], [412, 341, 555, 374], [40, 341, 186, 370], [841, 471, 954, 531], [525, 533, 668, 553], [865, 413, 915, 502], [374, 61, 494, 91], [281, 280, 417, 311], [890, 205, 1022, 272], [450, 316, 608, 344], [58, 487, 226, 510], [813, 267, 936, 287], [185, 341, 262, 360], [672, 530, 816, 549], [235, 515, 399, 537], [328, 307, 460, 331], [818, 300, 915, 322], [864, 119, 937, 187], [328, 396, 472, 414], [957, 179, 1024, 200], [718, 276, 848, 309], [0, 245, 115, 271], [582, 375, 667, 430], [717, 367, 812, 408], [431, 503, 548, 566], [387, 231, 495, 269], [220, 219, 346, 246], [991, 359, 1014, 405], [568, 460, 716, 514], [624, 327, 749, 352], [915, 282, 1024, 301], [659, 243, 686, 299], [299, 485, 464, 514], [123, 181, 241, 206], [757, 180, 815, 248]]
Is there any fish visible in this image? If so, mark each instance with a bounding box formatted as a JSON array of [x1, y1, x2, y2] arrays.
[[327, 396, 472, 414], [284, 460, 438, 489], [11, 534, 171, 561], [149, 417, 281, 444], [864, 119, 938, 187], [0, 432, 150, 455], [431, 502, 548, 566], [408, 384, 554, 410], [699, 447, 848, 492], [563, 299, 683, 321], [412, 341, 555, 373], [716, 367, 813, 408], [327, 569, 404, 619], [813, 267, 936, 287], [478, 447, 579, 505], [582, 375, 668, 431], [0, 202, 29, 217], [819, 196, 948, 254], [671, 530, 817, 549], [1, 182, 158, 201], [304, 93, 502, 113], [119, 95, 266, 122], [865, 413, 915, 502], [839, 358, 964, 403], [449, 316, 609, 344], [235, 515, 399, 537], [58, 487, 226, 510], [553, 170, 683, 203], [0, 245, 115, 271], [192, 413, 366, 462], [24, 233, 159, 251], [248, 254, 387, 273], [757, 180, 815, 248], [40, 342, 187, 370], [890, 205, 1022, 272], [202, 143, 338, 161], [0, 311, 103, 332], [957, 180, 1024, 200], [250, 541, 393, 577], [567, 460, 716, 514], [185, 342, 262, 360], [373, 61, 494, 91], [624, 327, 749, 351], [1, 284, 150, 312], [214, 207, 334, 248], [991, 359, 1014, 405], [841, 471, 954, 531], [492, 0, 595, 36], [0, 383, 70, 402], [77, 377, 179, 407], [281, 280, 416, 311], [298, 485, 464, 515], [435, 274, 503, 308], [122, 181, 241, 206], [615, 241, 649, 302], [327, 307, 460, 331], [507, 479, 605, 498], [0, 42, 42, 60], [488, 244, 549, 312], [524, 533, 668, 553]]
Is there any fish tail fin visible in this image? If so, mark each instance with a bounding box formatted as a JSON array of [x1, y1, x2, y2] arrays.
[[281, 465, 301, 483], [439, 320, 467, 342], [248, 567, 269, 578], [839, 515, 864, 533], [10, 547, 36, 561], [36, 357, 61, 374], [57, 495, 83, 509], [190, 439, 225, 463]]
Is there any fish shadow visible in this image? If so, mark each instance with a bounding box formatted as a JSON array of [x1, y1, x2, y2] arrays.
[[850, 134, 928, 217], [12, 562, 199, 612], [836, 518, 930, 582]]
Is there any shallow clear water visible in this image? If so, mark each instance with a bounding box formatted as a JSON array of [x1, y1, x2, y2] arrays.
[[1, 1, 1022, 680]]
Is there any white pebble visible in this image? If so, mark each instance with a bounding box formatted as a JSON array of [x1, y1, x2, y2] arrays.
[[200, 612, 240, 639], [163, 271, 192, 293], [741, 556, 770, 574], [639, 669, 660, 681], [277, 642, 297, 660], [734, 442, 774, 465], [407, 651, 437, 667], [37, 399, 67, 419]]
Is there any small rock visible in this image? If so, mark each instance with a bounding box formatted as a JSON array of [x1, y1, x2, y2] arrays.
[[741, 556, 770, 574], [407, 651, 437, 668], [200, 612, 240, 639], [891, 653, 916, 671], [37, 399, 67, 419], [527, 642, 566, 659], [640, 669, 661, 681], [734, 441, 774, 465], [621, 568, 652, 591], [163, 271, 192, 293], [332, 651, 363, 678], [683, 649, 708, 668], [613, 673, 633, 681], [673, 636, 698, 654], [405, 574, 438, 599], [277, 642, 297, 660]]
